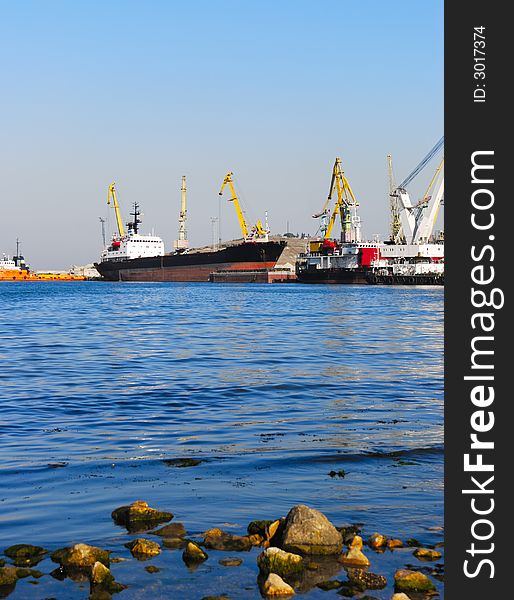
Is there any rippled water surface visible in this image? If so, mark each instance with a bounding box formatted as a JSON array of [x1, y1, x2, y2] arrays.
[[0, 282, 444, 598]]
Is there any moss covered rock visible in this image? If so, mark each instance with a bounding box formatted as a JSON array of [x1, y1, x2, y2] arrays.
[[257, 547, 304, 580], [394, 569, 436, 593]]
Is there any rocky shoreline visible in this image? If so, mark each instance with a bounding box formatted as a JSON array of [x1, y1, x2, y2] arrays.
[[0, 501, 443, 599]]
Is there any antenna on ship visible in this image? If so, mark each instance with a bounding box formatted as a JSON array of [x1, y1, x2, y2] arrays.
[[174, 176, 189, 252], [129, 202, 142, 234]]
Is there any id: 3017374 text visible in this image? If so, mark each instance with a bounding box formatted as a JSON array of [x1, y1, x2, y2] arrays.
[[473, 26, 486, 103]]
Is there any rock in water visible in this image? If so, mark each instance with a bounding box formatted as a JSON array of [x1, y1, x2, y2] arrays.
[[89, 562, 126, 600], [261, 572, 295, 596], [51, 543, 110, 568], [90, 562, 114, 585], [257, 547, 304, 580], [162, 537, 186, 549], [124, 538, 161, 559], [347, 568, 387, 590], [248, 520, 274, 537], [316, 580, 342, 590], [340, 535, 370, 567], [413, 548, 442, 561], [219, 557, 243, 567], [182, 541, 208, 564], [394, 569, 436, 593], [368, 533, 387, 550], [145, 565, 160, 573], [203, 528, 253, 551], [387, 539, 403, 549], [149, 522, 186, 538], [279, 505, 342, 555], [0, 566, 18, 586], [4, 544, 48, 567], [111, 500, 173, 532], [391, 594, 411, 600]]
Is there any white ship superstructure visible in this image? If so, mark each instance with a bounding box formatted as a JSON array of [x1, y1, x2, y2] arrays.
[[100, 199, 164, 263]]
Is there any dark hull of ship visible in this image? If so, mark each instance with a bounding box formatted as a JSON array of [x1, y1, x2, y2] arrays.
[[296, 267, 370, 284], [94, 241, 286, 282], [297, 267, 443, 285]]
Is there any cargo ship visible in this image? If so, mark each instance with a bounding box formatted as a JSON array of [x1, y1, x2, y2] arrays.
[[296, 140, 444, 285], [94, 176, 286, 282], [95, 234, 286, 282]]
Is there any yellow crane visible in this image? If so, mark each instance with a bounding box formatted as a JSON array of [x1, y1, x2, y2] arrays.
[[315, 158, 358, 241], [108, 182, 125, 238], [387, 154, 403, 243], [219, 172, 268, 241]]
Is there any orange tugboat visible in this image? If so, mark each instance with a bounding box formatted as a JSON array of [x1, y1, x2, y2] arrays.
[[0, 241, 85, 281]]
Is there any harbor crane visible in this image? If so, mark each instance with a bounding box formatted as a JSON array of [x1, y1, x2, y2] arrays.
[[107, 182, 125, 238], [387, 155, 402, 243], [219, 172, 269, 242], [174, 176, 189, 251], [313, 158, 360, 243], [391, 137, 444, 245]]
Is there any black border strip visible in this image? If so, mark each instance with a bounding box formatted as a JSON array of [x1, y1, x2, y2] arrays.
[[445, 2, 507, 595]]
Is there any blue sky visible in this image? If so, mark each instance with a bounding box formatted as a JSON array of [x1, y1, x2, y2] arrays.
[[0, 0, 443, 269]]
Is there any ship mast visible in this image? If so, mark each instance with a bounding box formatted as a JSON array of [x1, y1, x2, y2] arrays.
[[129, 202, 142, 234], [174, 176, 189, 251]]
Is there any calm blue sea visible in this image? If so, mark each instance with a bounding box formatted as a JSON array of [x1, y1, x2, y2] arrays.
[[0, 282, 444, 599]]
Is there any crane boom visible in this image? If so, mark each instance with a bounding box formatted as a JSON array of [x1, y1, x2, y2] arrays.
[[219, 172, 249, 239], [107, 182, 125, 238], [219, 172, 270, 242], [398, 136, 444, 190]]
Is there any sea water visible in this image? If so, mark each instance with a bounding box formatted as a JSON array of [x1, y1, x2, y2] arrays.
[[0, 282, 444, 598]]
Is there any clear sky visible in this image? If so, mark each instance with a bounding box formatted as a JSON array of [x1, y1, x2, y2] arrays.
[[1, 0, 443, 269]]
